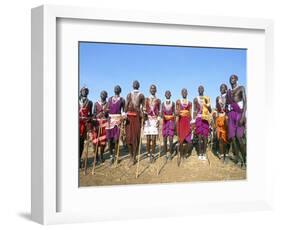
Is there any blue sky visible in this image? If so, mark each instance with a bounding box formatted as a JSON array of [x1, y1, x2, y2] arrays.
[[79, 42, 246, 108]]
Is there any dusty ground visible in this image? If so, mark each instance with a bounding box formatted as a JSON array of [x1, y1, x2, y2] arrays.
[[79, 143, 246, 187]]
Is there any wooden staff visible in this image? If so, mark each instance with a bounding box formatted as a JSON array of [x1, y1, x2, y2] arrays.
[[114, 120, 123, 167], [83, 132, 90, 175], [206, 146, 211, 166], [177, 142, 181, 167], [175, 113, 182, 167], [135, 117, 144, 179], [156, 133, 162, 176], [92, 125, 101, 175], [205, 134, 212, 166]]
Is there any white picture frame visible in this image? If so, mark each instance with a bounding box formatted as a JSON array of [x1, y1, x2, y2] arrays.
[[31, 5, 274, 225]]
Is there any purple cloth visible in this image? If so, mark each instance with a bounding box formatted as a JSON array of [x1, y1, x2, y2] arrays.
[[195, 117, 209, 138], [162, 103, 175, 138], [106, 97, 123, 141], [106, 126, 120, 141], [226, 90, 245, 139], [108, 97, 122, 114], [162, 120, 174, 138], [228, 110, 244, 139]]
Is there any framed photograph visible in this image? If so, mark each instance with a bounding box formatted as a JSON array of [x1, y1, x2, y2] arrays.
[[31, 5, 274, 225]]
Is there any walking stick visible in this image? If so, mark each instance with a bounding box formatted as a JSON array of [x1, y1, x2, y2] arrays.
[[114, 121, 123, 167], [92, 125, 101, 175], [156, 133, 162, 176], [83, 131, 90, 175], [206, 147, 211, 166], [177, 120, 181, 167], [206, 136, 211, 166], [135, 117, 144, 179]]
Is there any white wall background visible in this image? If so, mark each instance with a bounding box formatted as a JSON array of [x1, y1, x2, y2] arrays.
[[0, 0, 280, 229]]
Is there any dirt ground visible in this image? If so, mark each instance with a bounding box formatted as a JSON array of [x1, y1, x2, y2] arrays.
[[79, 143, 246, 187]]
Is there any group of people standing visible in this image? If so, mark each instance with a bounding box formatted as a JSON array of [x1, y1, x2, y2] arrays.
[[79, 74, 247, 175]]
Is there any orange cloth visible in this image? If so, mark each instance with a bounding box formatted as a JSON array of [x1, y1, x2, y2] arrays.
[[127, 112, 137, 116], [164, 115, 174, 121], [216, 115, 227, 143], [179, 110, 190, 117]]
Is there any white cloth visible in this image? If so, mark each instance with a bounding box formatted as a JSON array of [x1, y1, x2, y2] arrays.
[[143, 116, 159, 135], [237, 101, 244, 109], [105, 114, 121, 130]]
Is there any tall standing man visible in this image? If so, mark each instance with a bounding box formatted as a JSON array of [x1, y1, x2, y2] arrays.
[[215, 84, 228, 163], [79, 87, 93, 160], [176, 88, 193, 166], [143, 84, 161, 163], [193, 86, 212, 161], [226, 74, 247, 167], [125, 80, 145, 166], [161, 90, 175, 161], [106, 85, 125, 165], [93, 90, 108, 164]]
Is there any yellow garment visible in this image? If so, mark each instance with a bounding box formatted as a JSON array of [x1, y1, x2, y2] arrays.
[[201, 96, 211, 123]]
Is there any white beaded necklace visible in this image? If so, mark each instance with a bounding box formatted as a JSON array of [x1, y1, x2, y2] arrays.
[[164, 99, 173, 111], [79, 97, 88, 107], [112, 95, 120, 104], [98, 100, 107, 110]]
